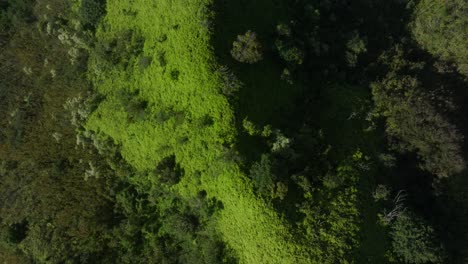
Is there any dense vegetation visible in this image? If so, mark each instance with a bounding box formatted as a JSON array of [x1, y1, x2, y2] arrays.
[[0, 0, 467, 263]]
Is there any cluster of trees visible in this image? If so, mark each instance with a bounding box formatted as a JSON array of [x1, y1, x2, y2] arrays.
[[225, 0, 467, 262], [0, 0, 116, 262], [371, 46, 465, 178], [0, 0, 235, 263], [1, 0, 467, 263]]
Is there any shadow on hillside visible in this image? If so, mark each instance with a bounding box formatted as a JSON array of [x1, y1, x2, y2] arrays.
[[211, 0, 309, 161], [212, 0, 468, 262]]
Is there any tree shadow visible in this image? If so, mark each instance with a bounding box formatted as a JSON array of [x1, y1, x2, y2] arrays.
[[212, 0, 309, 162]]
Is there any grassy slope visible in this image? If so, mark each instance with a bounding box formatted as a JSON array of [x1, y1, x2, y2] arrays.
[[86, 1, 312, 263]]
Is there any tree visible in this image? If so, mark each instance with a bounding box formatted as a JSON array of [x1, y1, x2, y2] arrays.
[[231, 30, 263, 64], [411, 0, 468, 76], [387, 212, 444, 264], [371, 47, 465, 177]]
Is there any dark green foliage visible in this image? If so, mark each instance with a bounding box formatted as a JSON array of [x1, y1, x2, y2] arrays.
[[155, 155, 184, 185], [80, 0, 106, 29], [93, 29, 144, 70], [218, 66, 242, 97], [0, 0, 35, 36], [249, 154, 276, 198], [0, 2, 119, 262], [230, 30, 263, 64], [109, 173, 236, 264], [171, 70, 180, 81], [292, 154, 362, 263], [345, 31, 367, 67], [371, 47, 465, 177], [387, 212, 444, 264]]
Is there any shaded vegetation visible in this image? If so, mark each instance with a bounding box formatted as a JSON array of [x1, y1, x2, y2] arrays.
[[0, 0, 467, 263]]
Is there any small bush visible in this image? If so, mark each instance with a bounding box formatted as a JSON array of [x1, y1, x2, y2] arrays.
[[218, 66, 242, 97], [346, 32, 367, 67], [138, 56, 152, 70], [276, 23, 292, 37], [250, 154, 276, 198], [80, 0, 106, 29], [275, 39, 304, 65], [373, 184, 391, 202]]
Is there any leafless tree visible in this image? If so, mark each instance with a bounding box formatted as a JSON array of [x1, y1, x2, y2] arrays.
[[382, 190, 407, 224]]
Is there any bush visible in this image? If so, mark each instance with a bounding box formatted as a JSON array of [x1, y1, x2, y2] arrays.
[[276, 23, 292, 37], [250, 154, 276, 198], [345, 32, 366, 67], [93, 29, 144, 70], [218, 66, 242, 97], [231, 30, 263, 64], [373, 184, 391, 202], [275, 39, 305, 65]]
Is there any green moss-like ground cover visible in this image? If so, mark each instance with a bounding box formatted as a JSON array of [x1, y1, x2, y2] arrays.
[[86, 1, 314, 263]]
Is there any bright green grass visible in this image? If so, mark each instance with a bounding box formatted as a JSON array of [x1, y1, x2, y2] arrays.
[[86, 0, 314, 263]]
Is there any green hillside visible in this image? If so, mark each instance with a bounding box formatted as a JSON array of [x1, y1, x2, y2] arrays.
[[1, 0, 467, 263], [86, 1, 308, 263]]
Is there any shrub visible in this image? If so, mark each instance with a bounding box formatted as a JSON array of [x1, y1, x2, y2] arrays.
[[231, 30, 263, 64], [218, 65, 242, 97], [280, 68, 293, 84], [276, 23, 292, 37], [373, 184, 391, 202], [275, 39, 304, 65], [80, 0, 106, 29], [93, 29, 144, 69], [242, 118, 260, 136], [345, 32, 367, 67], [138, 56, 152, 71], [250, 154, 276, 198]]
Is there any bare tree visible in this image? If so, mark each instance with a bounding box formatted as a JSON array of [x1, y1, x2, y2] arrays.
[[382, 190, 407, 224]]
